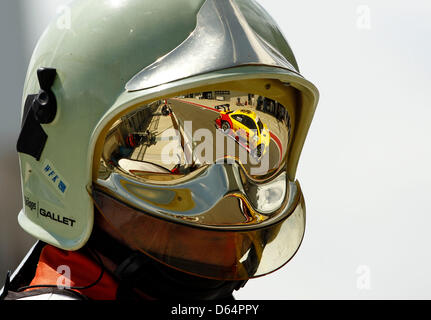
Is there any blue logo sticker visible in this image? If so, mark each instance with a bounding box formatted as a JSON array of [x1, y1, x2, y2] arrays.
[[42, 161, 69, 196]]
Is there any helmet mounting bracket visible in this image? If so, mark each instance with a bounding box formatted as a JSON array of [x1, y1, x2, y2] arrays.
[[17, 68, 57, 161]]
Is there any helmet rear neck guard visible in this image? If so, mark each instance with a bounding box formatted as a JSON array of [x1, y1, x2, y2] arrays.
[[17, 0, 318, 255]]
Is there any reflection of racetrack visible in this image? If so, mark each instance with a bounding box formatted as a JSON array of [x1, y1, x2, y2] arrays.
[[169, 99, 282, 174]]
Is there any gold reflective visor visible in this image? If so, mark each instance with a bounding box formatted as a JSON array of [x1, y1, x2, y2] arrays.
[[92, 185, 305, 280], [93, 89, 305, 280], [99, 93, 292, 181]]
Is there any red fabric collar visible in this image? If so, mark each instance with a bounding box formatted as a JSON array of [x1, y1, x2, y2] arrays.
[[28, 245, 118, 300]]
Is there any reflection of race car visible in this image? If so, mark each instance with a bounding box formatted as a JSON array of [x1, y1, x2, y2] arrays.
[[214, 104, 231, 112], [215, 109, 270, 158]]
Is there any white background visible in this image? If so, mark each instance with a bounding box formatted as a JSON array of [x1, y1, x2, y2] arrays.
[[0, 0, 430, 300]]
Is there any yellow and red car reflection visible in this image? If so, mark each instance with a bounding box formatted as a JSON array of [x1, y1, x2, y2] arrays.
[[215, 109, 270, 158]]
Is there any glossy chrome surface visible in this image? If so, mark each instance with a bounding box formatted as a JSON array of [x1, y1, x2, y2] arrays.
[[96, 91, 294, 228], [92, 187, 305, 280], [126, 0, 298, 91]]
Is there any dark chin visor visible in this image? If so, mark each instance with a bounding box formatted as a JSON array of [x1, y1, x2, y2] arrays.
[[92, 188, 305, 281], [93, 90, 305, 280]]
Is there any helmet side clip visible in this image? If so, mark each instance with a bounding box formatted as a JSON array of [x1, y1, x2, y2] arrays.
[[34, 68, 57, 124], [17, 68, 57, 161]]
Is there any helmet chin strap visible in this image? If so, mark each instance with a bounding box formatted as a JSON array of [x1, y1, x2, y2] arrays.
[[87, 225, 247, 301]]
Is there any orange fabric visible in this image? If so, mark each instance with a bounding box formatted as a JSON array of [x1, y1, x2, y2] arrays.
[[28, 245, 118, 300]]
